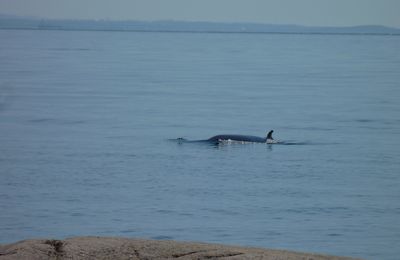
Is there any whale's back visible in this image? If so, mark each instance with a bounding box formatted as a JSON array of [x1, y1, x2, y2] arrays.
[[208, 134, 266, 143]]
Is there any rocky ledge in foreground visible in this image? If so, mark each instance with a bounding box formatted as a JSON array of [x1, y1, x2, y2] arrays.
[[0, 236, 361, 260]]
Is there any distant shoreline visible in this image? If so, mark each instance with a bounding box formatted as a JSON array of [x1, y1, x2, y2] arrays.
[[0, 236, 361, 260], [1, 27, 400, 37], [1, 16, 400, 36]]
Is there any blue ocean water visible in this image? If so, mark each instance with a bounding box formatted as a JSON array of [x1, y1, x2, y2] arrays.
[[0, 29, 399, 259]]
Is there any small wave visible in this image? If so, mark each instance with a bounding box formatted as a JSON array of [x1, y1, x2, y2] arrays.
[[48, 47, 91, 52], [29, 118, 55, 123], [169, 138, 188, 144], [120, 229, 137, 234], [283, 126, 336, 131], [355, 119, 374, 123], [327, 233, 343, 237], [278, 141, 313, 145], [28, 118, 86, 125], [151, 235, 174, 240]]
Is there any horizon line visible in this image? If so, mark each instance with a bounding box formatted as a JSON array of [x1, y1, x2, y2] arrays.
[[1, 27, 400, 37], [1, 14, 400, 30]]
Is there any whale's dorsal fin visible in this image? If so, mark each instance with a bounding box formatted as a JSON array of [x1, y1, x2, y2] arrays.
[[266, 130, 278, 144], [267, 130, 274, 140]]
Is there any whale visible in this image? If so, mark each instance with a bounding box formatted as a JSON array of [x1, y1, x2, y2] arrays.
[[176, 130, 277, 144], [208, 130, 276, 144]]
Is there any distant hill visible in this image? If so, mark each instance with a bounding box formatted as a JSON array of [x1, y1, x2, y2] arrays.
[[1, 15, 399, 35]]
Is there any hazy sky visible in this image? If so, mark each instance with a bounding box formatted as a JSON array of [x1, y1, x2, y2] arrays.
[[1, 0, 400, 28]]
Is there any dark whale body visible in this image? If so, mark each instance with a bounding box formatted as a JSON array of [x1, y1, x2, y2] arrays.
[[174, 130, 310, 146], [208, 134, 266, 143], [207, 130, 275, 144], [175, 130, 276, 144]]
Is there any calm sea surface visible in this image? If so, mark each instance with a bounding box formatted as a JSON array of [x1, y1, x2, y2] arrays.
[[0, 29, 399, 259]]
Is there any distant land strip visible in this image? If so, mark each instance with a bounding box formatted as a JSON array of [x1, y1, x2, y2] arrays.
[[1, 16, 400, 35]]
